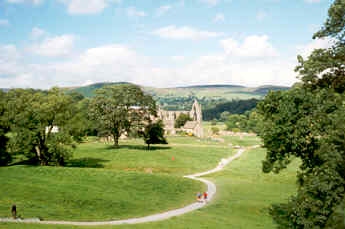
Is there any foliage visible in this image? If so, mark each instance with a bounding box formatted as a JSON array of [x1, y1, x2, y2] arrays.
[[142, 120, 167, 150], [90, 84, 156, 147], [203, 98, 259, 121], [174, 113, 192, 128], [6, 88, 77, 166], [211, 126, 220, 135], [0, 91, 10, 166], [224, 111, 260, 133], [257, 1, 345, 227]]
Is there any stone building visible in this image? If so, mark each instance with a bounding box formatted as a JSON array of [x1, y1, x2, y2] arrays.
[[157, 100, 203, 138]]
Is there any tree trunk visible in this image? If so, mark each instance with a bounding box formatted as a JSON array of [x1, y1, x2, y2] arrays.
[[113, 134, 119, 147], [147, 143, 150, 150]]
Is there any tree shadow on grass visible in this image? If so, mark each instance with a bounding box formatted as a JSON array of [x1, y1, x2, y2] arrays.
[[115, 145, 172, 151], [66, 157, 110, 168]]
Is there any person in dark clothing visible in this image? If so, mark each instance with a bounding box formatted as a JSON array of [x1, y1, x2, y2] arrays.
[[11, 205, 16, 219]]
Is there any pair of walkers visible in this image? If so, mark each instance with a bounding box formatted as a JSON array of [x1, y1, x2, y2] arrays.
[[196, 192, 208, 203]]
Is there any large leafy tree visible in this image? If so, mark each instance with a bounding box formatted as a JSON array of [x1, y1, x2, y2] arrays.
[[142, 120, 167, 150], [257, 0, 345, 228], [90, 84, 156, 147], [0, 91, 11, 166], [7, 88, 77, 166]]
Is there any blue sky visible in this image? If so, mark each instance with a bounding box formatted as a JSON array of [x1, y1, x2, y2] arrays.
[[0, 0, 333, 88]]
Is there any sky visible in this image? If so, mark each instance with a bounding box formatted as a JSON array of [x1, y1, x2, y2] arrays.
[[0, 0, 334, 89]]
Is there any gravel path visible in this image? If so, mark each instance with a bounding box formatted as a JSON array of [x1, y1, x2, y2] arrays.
[[0, 148, 248, 226]]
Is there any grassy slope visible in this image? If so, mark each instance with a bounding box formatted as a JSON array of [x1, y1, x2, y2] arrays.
[[0, 167, 201, 221], [0, 136, 298, 229], [71, 137, 233, 175], [0, 136, 232, 222]]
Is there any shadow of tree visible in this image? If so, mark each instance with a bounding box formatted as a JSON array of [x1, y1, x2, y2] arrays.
[[118, 145, 171, 151], [66, 157, 109, 168]]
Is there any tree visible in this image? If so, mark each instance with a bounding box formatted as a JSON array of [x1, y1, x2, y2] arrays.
[[90, 84, 156, 147], [257, 1, 345, 227], [7, 88, 77, 166], [0, 91, 11, 166], [174, 113, 192, 128], [142, 120, 167, 150]]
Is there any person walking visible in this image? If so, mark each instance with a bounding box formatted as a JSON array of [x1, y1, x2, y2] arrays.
[[196, 192, 202, 202], [11, 205, 16, 219], [203, 192, 208, 203]]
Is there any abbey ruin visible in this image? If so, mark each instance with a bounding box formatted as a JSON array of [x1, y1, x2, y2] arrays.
[[157, 100, 203, 138]]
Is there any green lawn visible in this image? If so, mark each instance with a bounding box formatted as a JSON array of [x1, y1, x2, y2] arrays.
[[0, 136, 232, 223], [70, 137, 233, 175], [0, 166, 203, 221], [0, 135, 299, 229]]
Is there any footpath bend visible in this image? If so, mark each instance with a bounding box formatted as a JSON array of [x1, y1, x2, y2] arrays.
[[1, 147, 253, 226]]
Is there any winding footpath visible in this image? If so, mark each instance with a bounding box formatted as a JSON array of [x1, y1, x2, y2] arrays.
[[1, 147, 249, 226]]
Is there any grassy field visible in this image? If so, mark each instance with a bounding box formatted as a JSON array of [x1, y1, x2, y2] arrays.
[[0, 136, 232, 222], [0, 135, 299, 229], [70, 137, 233, 175]]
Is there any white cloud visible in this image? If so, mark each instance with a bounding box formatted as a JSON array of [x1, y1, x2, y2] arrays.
[[30, 27, 46, 40], [305, 0, 320, 3], [0, 36, 298, 89], [156, 5, 172, 17], [200, 0, 219, 6], [58, 0, 121, 14], [6, 0, 43, 5], [220, 35, 278, 58], [0, 45, 23, 78], [171, 55, 185, 62], [0, 19, 10, 27], [29, 34, 75, 57], [153, 25, 223, 40], [297, 38, 332, 58], [127, 7, 147, 17], [213, 13, 225, 23]]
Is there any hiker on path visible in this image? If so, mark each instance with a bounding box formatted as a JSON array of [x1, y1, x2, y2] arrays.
[[203, 192, 208, 203], [11, 205, 16, 219], [196, 192, 202, 202]]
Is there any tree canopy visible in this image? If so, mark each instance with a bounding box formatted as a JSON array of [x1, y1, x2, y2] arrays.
[[90, 84, 156, 147], [142, 120, 167, 150], [257, 0, 345, 227]]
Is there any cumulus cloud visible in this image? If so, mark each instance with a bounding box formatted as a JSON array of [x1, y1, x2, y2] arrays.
[[127, 7, 147, 17], [0, 36, 298, 89], [297, 38, 332, 58], [305, 0, 320, 3], [58, 0, 121, 14], [0, 45, 23, 79], [153, 25, 223, 40], [200, 0, 219, 6], [29, 34, 75, 57], [220, 35, 278, 58], [213, 13, 225, 23]]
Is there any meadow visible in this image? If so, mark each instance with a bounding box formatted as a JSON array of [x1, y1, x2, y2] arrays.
[[0, 134, 299, 229]]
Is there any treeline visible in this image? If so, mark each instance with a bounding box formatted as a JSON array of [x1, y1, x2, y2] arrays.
[[203, 98, 259, 121], [0, 84, 166, 167], [156, 95, 227, 111]]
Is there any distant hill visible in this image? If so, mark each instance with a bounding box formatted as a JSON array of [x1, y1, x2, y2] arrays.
[[66, 82, 289, 111], [70, 82, 132, 97]]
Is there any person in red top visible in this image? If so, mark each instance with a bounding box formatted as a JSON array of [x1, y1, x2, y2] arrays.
[[203, 192, 208, 203]]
